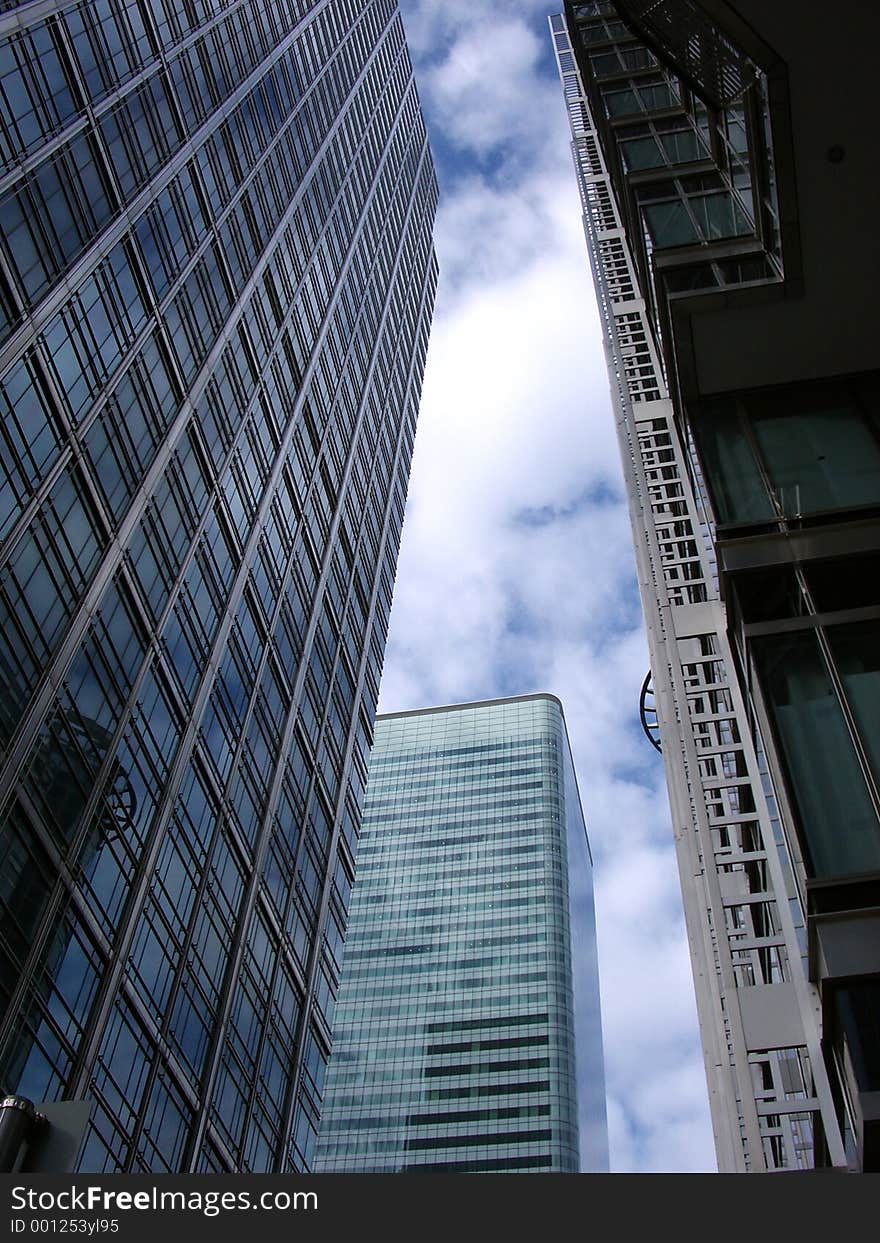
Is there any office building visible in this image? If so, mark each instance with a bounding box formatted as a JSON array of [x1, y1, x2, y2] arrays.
[[552, 1, 878, 1171], [314, 694, 608, 1173], [0, 0, 437, 1172]]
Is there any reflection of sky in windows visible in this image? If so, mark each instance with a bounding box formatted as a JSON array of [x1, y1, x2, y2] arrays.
[[316, 696, 608, 1173], [0, 0, 439, 1172]]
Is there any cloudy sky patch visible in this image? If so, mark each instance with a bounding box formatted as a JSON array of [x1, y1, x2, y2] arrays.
[[379, 1, 717, 1172]]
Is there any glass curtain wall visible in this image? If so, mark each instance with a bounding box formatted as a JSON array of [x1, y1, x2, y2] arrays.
[[315, 696, 607, 1174], [0, 0, 438, 1174]]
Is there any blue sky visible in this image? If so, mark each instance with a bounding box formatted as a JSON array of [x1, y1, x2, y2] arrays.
[[375, 1, 717, 1173]]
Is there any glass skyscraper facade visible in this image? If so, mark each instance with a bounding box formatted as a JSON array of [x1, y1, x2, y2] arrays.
[[0, 0, 437, 1173], [553, 1, 879, 1171], [315, 694, 608, 1173]]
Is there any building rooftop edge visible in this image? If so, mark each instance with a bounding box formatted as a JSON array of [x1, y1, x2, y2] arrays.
[[376, 692, 565, 722]]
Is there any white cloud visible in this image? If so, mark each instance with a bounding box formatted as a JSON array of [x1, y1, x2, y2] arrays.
[[424, 20, 560, 161], [400, 0, 554, 59], [382, 0, 717, 1173]]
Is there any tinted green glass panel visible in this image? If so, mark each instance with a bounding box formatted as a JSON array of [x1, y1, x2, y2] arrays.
[[834, 981, 880, 1092], [751, 403, 880, 516], [827, 621, 880, 790], [315, 698, 607, 1174], [753, 630, 880, 877], [643, 199, 699, 246], [660, 130, 704, 164], [694, 402, 773, 524], [690, 191, 751, 240], [604, 88, 638, 116], [620, 136, 664, 170], [640, 83, 677, 110]]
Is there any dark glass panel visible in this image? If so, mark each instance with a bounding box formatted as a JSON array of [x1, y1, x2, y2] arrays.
[[834, 981, 880, 1092], [752, 630, 880, 877], [693, 399, 773, 524], [826, 621, 880, 792], [805, 554, 880, 614], [643, 198, 699, 246], [751, 398, 880, 517], [734, 566, 803, 623]]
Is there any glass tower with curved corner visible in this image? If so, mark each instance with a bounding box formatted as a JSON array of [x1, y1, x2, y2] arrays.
[[315, 694, 608, 1173], [0, 0, 437, 1173]]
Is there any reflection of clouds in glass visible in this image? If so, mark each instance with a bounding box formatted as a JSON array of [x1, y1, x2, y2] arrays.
[[563, 719, 608, 1172]]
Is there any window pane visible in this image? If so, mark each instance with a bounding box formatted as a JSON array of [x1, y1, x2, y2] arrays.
[[604, 88, 638, 116], [622, 47, 656, 70], [660, 130, 704, 165], [725, 105, 749, 154], [620, 136, 664, 171], [694, 401, 773, 524], [643, 199, 699, 247], [690, 191, 752, 240], [752, 630, 880, 878], [591, 52, 620, 76], [834, 981, 880, 1092], [639, 83, 677, 110], [751, 402, 880, 516], [827, 620, 880, 790]]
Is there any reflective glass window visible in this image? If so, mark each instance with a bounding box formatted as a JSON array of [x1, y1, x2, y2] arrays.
[[752, 630, 880, 877]]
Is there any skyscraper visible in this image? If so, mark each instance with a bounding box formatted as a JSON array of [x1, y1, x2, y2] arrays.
[[314, 694, 608, 1174], [552, 1, 878, 1172], [0, 0, 437, 1173]]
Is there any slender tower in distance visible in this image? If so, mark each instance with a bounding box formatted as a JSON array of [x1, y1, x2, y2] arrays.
[[315, 694, 608, 1174]]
